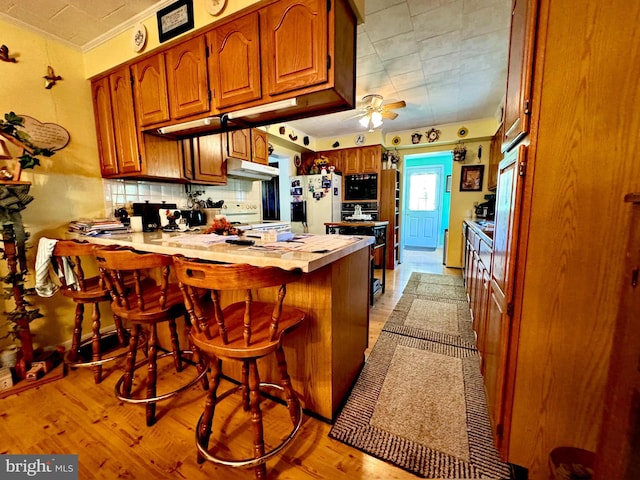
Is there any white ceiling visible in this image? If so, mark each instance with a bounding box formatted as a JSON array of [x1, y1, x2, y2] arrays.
[[0, 0, 512, 139]]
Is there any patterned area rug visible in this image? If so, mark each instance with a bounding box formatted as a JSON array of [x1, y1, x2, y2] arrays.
[[329, 273, 511, 479]]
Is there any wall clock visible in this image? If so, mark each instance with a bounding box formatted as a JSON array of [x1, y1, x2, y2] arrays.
[[426, 128, 441, 143], [206, 0, 227, 16], [355, 134, 365, 145]]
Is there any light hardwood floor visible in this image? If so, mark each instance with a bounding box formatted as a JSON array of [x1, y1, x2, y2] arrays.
[[0, 248, 462, 480]]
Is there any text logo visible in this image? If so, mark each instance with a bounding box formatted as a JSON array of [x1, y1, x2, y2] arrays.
[[1, 455, 78, 479]]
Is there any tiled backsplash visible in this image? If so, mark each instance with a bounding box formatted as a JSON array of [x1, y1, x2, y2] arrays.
[[103, 178, 261, 217]]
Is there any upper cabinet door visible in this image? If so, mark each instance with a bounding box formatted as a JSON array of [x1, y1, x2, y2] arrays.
[[360, 145, 381, 173], [502, 0, 537, 151], [131, 53, 170, 127], [227, 129, 251, 161], [109, 67, 141, 174], [260, 0, 328, 96], [251, 129, 268, 165], [91, 76, 118, 176], [208, 13, 262, 110], [165, 36, 210, 120]]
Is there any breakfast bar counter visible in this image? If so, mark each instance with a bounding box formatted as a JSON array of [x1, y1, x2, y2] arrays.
[[70, 231, 374, 421]]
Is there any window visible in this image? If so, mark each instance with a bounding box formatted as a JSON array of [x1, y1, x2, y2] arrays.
[[409, 173, 438, 211]]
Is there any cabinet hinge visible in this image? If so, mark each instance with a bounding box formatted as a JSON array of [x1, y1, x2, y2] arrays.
[[506, 302, 514, 317], [524, 98, 531, 114], [518, 161, 527, 177], [327, 55, 331, 69]]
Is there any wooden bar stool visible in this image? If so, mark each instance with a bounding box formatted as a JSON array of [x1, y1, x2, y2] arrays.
[[51, 240, 130, 384], [94, 248, 208, 426], [172, 257, 306, 479]]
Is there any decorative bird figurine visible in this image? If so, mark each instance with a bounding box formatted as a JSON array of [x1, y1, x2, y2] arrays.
[[0, 45, 17, 63], [44, 65, 62, 89]]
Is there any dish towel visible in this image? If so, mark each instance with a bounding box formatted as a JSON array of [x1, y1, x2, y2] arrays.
[[34, 238, 76, 297], [35, 237, 59, 297]]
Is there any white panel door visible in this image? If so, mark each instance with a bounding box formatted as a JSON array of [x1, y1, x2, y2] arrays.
[[403, 165, 442, 249]]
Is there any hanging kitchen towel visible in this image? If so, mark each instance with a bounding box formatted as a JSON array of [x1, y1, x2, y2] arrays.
[[35, 237, 59, 297]]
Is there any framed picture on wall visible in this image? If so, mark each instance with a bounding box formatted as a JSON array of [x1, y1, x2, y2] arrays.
[[156, 0, 194, 43], [460, 165, 484, 192]]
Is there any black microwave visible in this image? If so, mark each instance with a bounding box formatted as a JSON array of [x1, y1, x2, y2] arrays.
[[344, 174, 378, 201]]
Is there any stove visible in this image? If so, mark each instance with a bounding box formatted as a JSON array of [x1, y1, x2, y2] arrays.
[[220, 201, 261, 224], [341, 201, 379, 221]]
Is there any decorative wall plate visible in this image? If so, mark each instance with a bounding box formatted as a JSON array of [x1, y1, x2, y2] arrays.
[[355, 134, 365, 145], [457, 126, 469, 138], [392, 136, 401, 145], [131, 23, 147, 52], [426, 128, 441, 143], [206, 0, 227, 16]]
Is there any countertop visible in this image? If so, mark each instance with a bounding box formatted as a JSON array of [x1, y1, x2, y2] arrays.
[[465, 219, 494, 244], [67, 231, 373, 273]]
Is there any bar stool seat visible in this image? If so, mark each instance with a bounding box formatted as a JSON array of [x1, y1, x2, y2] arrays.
[[51, 240, 130, 383], [173, 257, 306, 479], [94, 247, 208, 426]]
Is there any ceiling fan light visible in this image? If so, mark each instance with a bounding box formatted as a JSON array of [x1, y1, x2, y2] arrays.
[[371, 111, 383, 128], [358, 115, 370, 128]]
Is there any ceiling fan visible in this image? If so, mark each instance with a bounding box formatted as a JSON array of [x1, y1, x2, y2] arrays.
[[351, 94, 407, 132]]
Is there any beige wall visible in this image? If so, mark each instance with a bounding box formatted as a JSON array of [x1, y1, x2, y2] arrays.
[[0, 19, 106, 349]]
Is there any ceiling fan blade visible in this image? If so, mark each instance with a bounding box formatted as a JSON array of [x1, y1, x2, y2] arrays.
[[381, 111, 399, 120], [383, 100, 407, 111]]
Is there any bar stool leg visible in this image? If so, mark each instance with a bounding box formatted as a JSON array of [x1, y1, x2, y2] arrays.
[[168, 317, 182, 373], [276, 346, 301, 426], [248, 359, 267, 479], [69, 303, 84, 363], [113, 314, 126, 347], [146, 323, 158, 426], [242, 360, 250, 412], [91, 301, 102, 383], [198, 357, 221, 464], [122, 323, 141, 397]]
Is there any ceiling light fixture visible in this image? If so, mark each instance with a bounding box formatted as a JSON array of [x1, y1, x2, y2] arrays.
[[358, 110, 383, 132]]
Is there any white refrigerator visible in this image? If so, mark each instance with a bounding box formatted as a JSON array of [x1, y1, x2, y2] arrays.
[[290, 173, 342, 234]]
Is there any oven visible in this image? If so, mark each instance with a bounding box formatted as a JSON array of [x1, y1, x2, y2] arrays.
[[341, 201, 379, 221], [344, 173, 378, 201]]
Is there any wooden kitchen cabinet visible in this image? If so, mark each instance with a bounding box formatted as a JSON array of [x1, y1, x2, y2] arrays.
[[91, 68, 141, 176], [501, 0, 537, 152], [207, 13, 261, 110], [251, 128, 268, 165], [92, 68, 185, 181], [260, 0, 328, 96], [486, 145, 526, 452], [380, 169, 401, 269], [343, 145, 382, 174], [226, 128, 268, 165], [165, 36, 210, 120], [184, 134, 226, 185], [488, 122, 504, 190], [131, 53, 170, 127]]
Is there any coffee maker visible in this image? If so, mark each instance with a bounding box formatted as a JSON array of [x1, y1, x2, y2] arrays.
[[475, 194, 496, 220]]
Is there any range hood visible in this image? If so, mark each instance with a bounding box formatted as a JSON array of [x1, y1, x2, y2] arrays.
[[226, 158, 279, 181]]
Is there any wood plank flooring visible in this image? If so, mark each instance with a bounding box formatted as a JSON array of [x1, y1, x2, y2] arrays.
[[0, 247, 461, 480]]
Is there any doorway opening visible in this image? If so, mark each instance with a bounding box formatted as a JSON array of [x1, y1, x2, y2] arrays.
[[401, 152, 453, 261], [261, 152, 291, 222]]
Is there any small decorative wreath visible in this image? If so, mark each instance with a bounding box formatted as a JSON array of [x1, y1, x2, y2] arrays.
[[426, 128, 441, 143]]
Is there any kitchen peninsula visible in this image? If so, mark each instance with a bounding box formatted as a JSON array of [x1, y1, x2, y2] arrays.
[[70, 231, 374, 421]]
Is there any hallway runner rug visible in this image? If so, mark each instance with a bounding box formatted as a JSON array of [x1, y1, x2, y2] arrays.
[[329, 273, 511, 479]]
